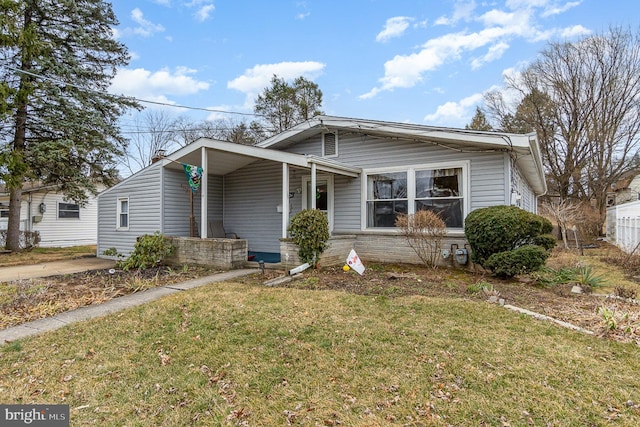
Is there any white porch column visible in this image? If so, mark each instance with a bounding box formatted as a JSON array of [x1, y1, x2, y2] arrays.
[[282, 162, 290, 238], [310, 162, 317, 210], [200, 146, 208, 239]]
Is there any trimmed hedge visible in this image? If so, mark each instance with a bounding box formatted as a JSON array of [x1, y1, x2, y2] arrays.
[[484, 245, 549, 278], [464, 205, 555, 277]]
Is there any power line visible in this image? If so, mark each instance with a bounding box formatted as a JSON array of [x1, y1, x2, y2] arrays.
[[7, 66, 264, 119]]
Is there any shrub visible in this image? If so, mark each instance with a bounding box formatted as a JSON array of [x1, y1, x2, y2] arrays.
[[395, 210, 446, 268], [614, 286, 637, 300], [465, 205, 554, 267], [0, 230, 40, 250], [288, 209, 329, 266], [484, 245, 549, 278], [120, 232, 174, 270]]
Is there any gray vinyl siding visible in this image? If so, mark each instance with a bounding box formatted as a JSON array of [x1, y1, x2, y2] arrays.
[[162, 168, 223, 237], [97, 163, 163, 257], [284, 133, 511, 229], [469, 153, 508, 211], [162, 168, 200, 236], [520, 170, 536, 212], [208, 175, 223, 224], [224, 160, 282, 253], [333, 175, 361, 231]]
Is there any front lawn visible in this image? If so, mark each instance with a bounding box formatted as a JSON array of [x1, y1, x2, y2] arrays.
[[1, 280, 639, 426]]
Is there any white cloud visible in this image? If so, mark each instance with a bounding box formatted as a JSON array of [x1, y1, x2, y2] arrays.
[[423, 92, 484, 125], [560, 24, 591, 38], [541, 0, 582, 17], [434, 1, 477, 26], [130, 8, 165, 37], [295, 1, 311, 20], [227, 61, 325, 106], [471, 41, 510, 69], [361, 30, 505, 98], [362, 0, 586, 99], [110, 67, 210, 103], [195, 4, 215, 21], [376, 17, 413, 42]]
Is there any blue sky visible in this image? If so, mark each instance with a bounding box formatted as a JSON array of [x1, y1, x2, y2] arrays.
[[109, 0, 640, 129]]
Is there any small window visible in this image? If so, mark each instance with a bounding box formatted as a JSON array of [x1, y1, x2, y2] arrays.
[[322, 132, 338, 157], [0, 210, 8, 218], [117, 197, 129, 230], [58, 202, 80, 219]]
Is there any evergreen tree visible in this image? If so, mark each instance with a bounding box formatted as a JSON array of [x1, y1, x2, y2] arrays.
[[254, 75, 323, 135], [0, 0, 139, 251], [465, 107, 493, 131]]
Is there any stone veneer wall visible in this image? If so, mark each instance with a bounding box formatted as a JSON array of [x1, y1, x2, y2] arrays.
[[280, 235, 357, 267], [166, 237, 247, 270], [280, 233, 471, 268], [348, 232, 469, 267]]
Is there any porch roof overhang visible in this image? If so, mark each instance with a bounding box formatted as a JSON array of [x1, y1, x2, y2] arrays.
[[257, 115, 547, 196], [163, 138, 360, 177]]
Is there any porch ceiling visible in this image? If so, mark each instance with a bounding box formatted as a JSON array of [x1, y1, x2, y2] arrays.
[[166, 148, 260, 176], [164, 138, 361, 178]]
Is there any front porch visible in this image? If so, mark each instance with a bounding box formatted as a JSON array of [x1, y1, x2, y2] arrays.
[[162, 138, 360, 262]]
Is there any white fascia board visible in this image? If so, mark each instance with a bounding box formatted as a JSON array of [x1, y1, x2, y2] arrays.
[[305, 155, 361, 177], [167, 138, 361, 177], [168, 138, 309, 168]]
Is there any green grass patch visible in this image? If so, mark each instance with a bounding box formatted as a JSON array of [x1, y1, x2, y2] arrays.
[[1, 281, 639, 425], [0, 245, 96, 267]]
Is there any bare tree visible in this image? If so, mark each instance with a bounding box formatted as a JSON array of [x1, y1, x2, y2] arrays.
[[486, 27, 640, 231], [171, 117, 265, 147], [122, 110, 179, 175], [540, 199, 584, 249]]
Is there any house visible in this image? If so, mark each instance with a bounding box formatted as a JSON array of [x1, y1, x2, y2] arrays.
[[96, 115, 546, 268], [0, 183, 102, 248], [607, 169, 640, 207]]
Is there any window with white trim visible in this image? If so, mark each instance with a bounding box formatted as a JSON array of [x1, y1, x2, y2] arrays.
[[58, 202, 80, 219], [365, 164, 466, 228], [366, 172, 408, 227], [117, 197, 129, 230], [414, 168, 464, 227], [322, 132, 338, 157]]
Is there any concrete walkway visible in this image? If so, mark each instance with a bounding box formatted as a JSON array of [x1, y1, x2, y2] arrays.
[[0, 257, 117, 282], [0, 267, 258, 344]]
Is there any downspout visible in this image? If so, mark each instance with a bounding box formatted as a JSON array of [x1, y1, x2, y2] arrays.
[[27, 192, 32, 232]]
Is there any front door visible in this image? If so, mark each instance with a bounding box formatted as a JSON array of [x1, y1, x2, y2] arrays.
[[302, 175, 334, 232]]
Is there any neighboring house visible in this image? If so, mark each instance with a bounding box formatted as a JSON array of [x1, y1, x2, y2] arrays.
[[96, 115, 546, 266], [0, 183, 102, 248], [607, 170, 640, 207]]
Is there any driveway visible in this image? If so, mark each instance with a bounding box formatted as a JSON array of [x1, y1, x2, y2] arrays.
[[0, 257, 116, 282]]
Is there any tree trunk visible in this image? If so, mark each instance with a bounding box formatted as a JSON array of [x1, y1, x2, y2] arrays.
[[6, 188, 22, 252]]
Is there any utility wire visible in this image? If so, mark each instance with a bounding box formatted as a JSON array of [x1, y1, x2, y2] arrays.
[[7, 66, 265, 119]]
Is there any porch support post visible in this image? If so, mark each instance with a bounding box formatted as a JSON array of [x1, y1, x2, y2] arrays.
[[282, 162, 289, 238], [311, 162, 317, 210], [200, 146, 208, 239]]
